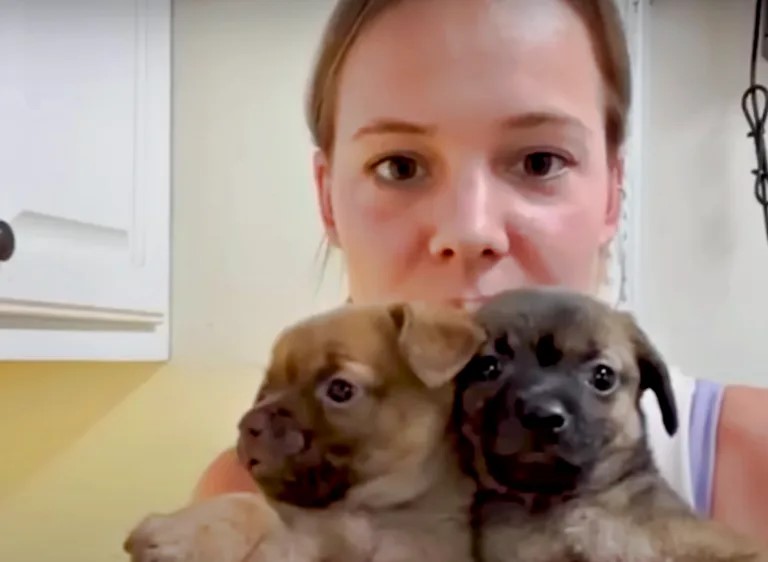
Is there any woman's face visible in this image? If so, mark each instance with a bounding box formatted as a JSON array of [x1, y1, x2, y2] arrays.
[[314, 0, 622, 309]]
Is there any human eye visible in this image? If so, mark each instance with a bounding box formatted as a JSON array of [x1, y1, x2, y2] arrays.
[[501, 149, 573, 183], [366, 153, 429, 187], [522, 151, 569, 179]]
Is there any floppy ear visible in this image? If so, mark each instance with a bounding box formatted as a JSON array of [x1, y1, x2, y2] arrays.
[[389, 302, 486, 388], [623, 312, 678, 435]]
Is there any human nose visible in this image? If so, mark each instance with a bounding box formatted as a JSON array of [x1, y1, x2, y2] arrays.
[[428, 167, 509, 262]]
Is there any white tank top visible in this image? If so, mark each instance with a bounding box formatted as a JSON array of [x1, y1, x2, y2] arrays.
[[642, 367, 723, 514]]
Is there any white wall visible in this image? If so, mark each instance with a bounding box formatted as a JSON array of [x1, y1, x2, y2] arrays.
[[637, 0, 768, 386], [172, 0, 345, 368]]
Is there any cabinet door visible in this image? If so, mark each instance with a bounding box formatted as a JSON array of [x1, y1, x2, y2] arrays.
[[0, 0, 171, 360]]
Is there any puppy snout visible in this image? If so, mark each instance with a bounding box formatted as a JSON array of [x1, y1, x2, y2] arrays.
[[237, 405, 311, 469], [515, 396, 569, 433]]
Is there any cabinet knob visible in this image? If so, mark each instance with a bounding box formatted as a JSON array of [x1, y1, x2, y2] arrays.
[[0, 220, 15, 262]]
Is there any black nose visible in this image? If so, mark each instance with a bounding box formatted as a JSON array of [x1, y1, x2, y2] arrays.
[[516, 397, 569, 433]]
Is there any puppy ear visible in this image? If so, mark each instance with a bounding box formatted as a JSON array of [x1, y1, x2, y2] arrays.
[[390, 302, 486, 388], [622, 312, 678, 435]]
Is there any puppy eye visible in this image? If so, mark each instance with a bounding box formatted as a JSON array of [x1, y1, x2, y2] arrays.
[[324, 377, 357, 404], [474, 356, 502, 381], [589, 364, 618, 395]]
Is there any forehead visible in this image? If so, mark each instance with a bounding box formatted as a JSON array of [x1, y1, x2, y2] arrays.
[[265, 307, 398, 388], [335, 0, 605, 140], [476, 290, 629, 357]]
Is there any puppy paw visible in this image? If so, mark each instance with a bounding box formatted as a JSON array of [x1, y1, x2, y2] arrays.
[[563, 507, 657, 562], [124, 513, 202, 562], [124, 493, 283, 562]]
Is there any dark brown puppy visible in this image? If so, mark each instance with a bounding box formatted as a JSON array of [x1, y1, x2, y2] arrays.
[[125, 301, 484, 562], [454, 287, 768, 562]]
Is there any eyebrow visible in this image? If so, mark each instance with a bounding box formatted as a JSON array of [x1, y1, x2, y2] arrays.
[[352, 112, 590, 140], [500, 111, 591, 136], [352, 118, 435, 139]]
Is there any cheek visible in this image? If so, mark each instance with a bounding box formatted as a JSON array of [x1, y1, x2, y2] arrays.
[[606, 394, 643, 449], [505, 188, 609, 288], [370, 397, 446, 462], [323, 397, 377, 437], [330, 171, 411, 235], [461, 383, 498, 422], [327, 164, 434, 296], [546, 201, 607, 260], [550, 152, 613, 244]]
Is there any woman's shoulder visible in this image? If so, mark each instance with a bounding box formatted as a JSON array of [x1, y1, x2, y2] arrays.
[[642, 367, 724, 515]]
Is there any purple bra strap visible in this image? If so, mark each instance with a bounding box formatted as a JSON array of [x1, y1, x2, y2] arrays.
[[688, 378, 725, 516]]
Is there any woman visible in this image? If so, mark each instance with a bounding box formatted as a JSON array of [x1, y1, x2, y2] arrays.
[[195, 0, 768, 540]]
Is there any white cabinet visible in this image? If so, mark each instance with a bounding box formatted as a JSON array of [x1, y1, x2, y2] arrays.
[[0, 0, 171, 360]]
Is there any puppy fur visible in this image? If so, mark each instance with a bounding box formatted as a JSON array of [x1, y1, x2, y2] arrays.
[[125, 301, 485, 562], [454, 287, 768, 562]]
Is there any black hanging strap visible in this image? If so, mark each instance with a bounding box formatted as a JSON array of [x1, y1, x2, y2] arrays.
[[741, 0, 768, 243]]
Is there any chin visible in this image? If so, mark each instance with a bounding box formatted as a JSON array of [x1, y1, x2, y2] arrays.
[[478, 428, 600, 493], [484, 450, 588, 496], [255, 463, 353, 509]]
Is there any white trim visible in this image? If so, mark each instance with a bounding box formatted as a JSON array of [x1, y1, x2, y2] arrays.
[[0, 300, 163, 326], [606, 0, 647, 316], [0, 321, 170, 362], [624, 0, 649, 317]]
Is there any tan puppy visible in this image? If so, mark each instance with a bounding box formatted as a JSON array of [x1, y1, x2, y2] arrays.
[[453, 287, 768, 562], [125, 301, 485, 562]]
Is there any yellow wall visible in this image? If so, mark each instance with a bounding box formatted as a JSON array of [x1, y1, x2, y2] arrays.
[[0, 363, 158, 503], [0, 363, 263, 561]]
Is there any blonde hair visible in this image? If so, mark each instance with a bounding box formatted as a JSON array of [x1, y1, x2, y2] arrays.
[[306, 0, 632, 156]]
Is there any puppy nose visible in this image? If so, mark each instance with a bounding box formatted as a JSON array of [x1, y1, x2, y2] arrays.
[[516, 398, 569, 433], [237, 405, 309, 467]]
